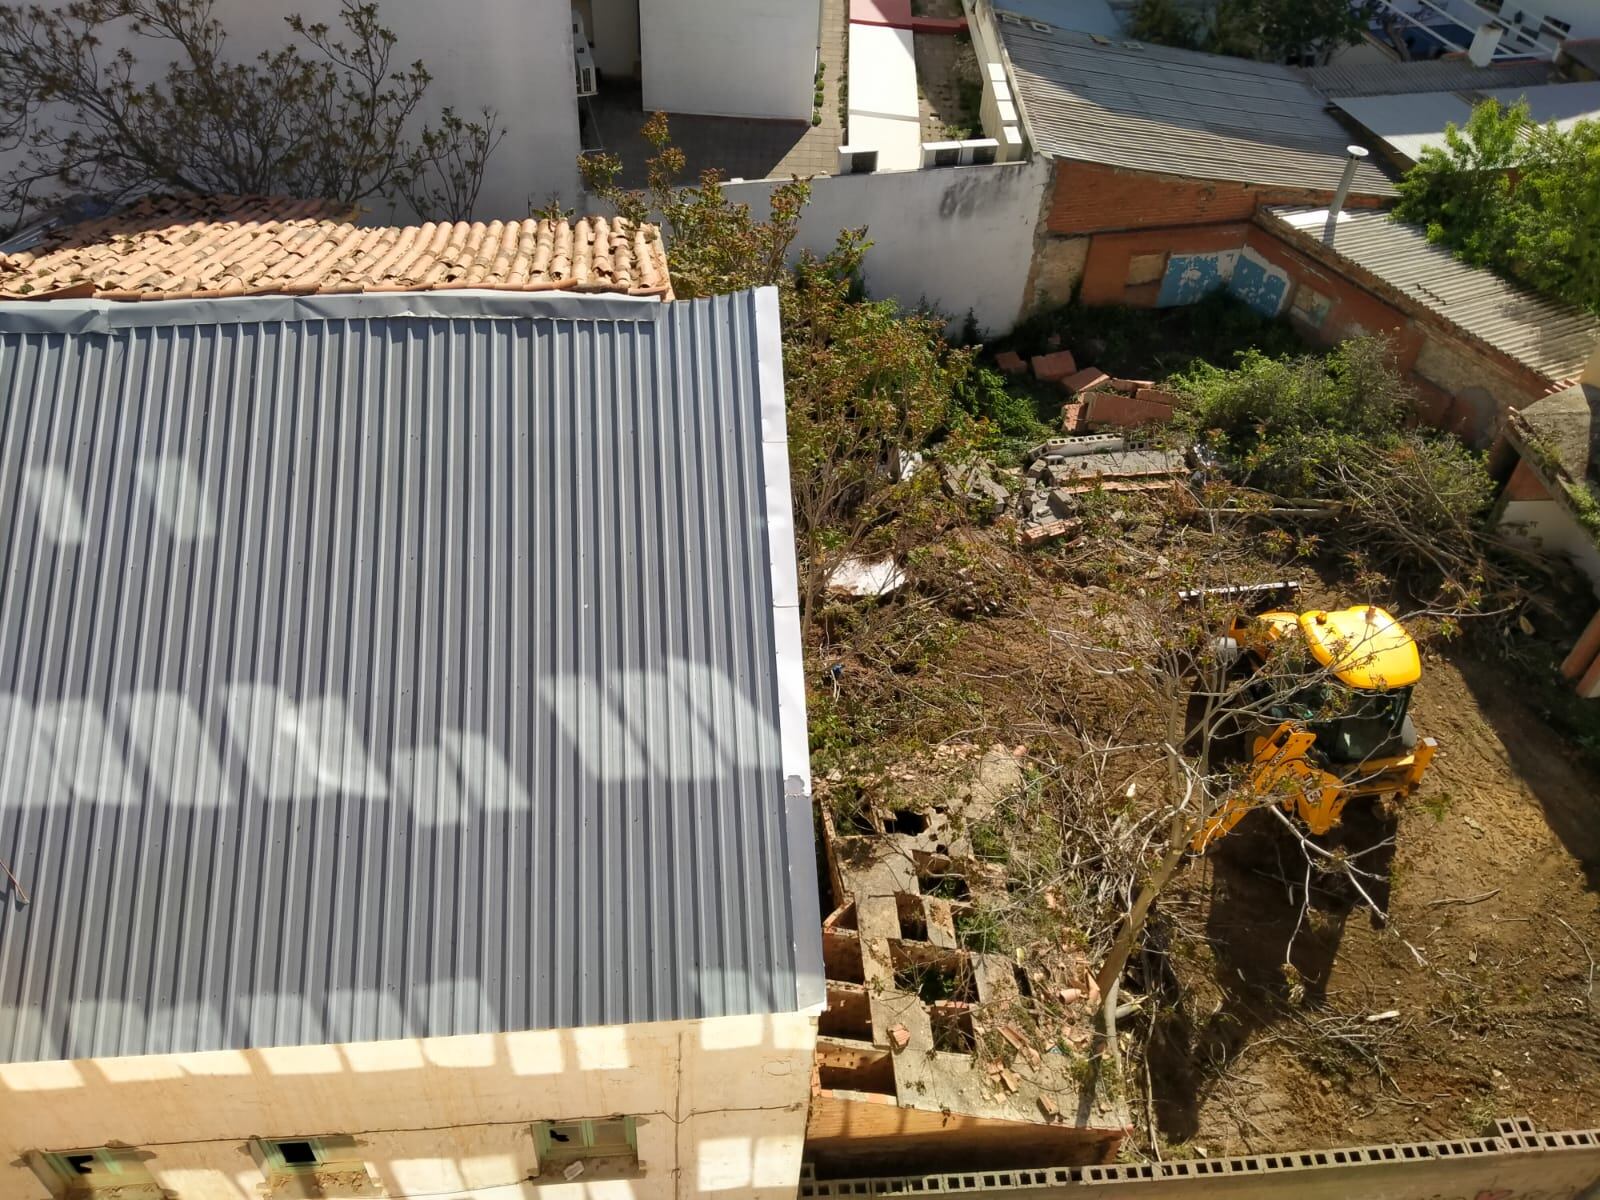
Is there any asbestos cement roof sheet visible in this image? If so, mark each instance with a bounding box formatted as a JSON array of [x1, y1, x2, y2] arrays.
[[0, 287, 821, 1063], [1301, 57, 1558, 99], [1267, 207, 1600, 382], [1334, 81, 1600, 164], [997, 23, 1397, 195]]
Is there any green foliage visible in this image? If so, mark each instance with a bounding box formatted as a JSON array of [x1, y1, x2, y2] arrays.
[[953, 366, 1054, 445], [585, 116, 978, 621], [1009, 293, 1303, 384], [782, 230, 977, 615], [1131, 0, 1372, 62], [582, 112, 810, 300], [0, 0, 502, 224], [1395, 99, 1600, 314], [1173, 336, 1410, 495], [1129, 0, 1202, 48]]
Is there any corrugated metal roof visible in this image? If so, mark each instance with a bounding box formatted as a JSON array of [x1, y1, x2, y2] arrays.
[[1266, 207, 1600, 382], [997, 23, 1397, 195], [0, 288, 822, 1064], [1302, 57, 1558, 98]]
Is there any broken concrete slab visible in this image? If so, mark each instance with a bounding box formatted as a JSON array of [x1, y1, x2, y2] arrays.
[[828, 556, 907, 597]]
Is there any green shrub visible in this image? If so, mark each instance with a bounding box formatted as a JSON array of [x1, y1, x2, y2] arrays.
[[1172, 336, 1410, 495]]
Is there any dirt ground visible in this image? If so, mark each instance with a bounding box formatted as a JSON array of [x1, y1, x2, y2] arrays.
[[1150, 642, 1600, 1154]]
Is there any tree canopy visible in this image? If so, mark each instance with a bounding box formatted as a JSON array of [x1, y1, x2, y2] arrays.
[[0, 0, 501, 226], [1130, 0, 1373, 64], [1394, 98, 1600, 316]]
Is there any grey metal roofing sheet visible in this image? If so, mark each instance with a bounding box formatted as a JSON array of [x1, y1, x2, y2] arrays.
[[997, 23, 1397, 195], [1301, 57, 1558, 98], [0, 287, 823, 1064], [1267, 207, 1600, 381]]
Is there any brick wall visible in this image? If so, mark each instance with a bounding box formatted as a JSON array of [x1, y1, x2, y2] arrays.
[[1045, 160, 1385, 236], [1042, 218, 1554, 446]]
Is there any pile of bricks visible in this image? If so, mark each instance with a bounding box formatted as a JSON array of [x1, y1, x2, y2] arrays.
[[995, 347, 1184, 433], [1014, 436, 1188, 544]]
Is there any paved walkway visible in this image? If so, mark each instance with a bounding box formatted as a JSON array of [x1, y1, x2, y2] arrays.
[[586, 0, 846, 184]]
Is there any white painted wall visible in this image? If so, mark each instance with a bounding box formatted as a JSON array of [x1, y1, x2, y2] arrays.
[[586, 0, 643, 79], [0, 1011, 817, 1200], [2, 1, 583, 226], [846, 24, 922, 173], [1501, 497, 1600, 597], [638, 0, 819, 121], [726, 159, 1052, 335]]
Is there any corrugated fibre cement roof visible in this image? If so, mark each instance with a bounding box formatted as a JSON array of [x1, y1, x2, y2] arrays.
[[0, 288, 822, 1064]]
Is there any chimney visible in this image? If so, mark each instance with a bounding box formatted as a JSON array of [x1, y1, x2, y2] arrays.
[[1470, 23, 1505, 67], [1322, 145, 1370, 246]]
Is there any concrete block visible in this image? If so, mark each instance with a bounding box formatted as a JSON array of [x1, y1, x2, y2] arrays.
[[1060, 367, 1110, 395], [995, 349, 1027, 375], [1047, 488, 1076, 517], [1031, 350, 1078, 383]]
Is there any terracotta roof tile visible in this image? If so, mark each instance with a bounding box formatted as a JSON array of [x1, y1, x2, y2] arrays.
[[0, 194, 673, 302]]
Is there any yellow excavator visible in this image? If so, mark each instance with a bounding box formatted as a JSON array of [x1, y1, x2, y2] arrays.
[[1189, 589, 1438, 852]]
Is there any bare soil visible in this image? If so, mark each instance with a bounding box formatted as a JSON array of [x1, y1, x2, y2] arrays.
[[812, 494, 1600, 1155], [1151, 644, 1600, 1153], [914, 33, 982, 142]]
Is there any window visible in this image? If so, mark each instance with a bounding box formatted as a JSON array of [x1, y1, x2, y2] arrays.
[[36, 1148, 152, 1196], [1541, 15, 1572, 37], [257, 1136, 358, 1174], [534, 1118, 639, 1175]]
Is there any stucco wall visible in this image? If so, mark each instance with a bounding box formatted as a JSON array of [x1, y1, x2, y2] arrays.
[[639, 0, 819, 121], [0, 1011, 817, 1200], [726, 159, 1052, 335], [2, 1, 583, 226]]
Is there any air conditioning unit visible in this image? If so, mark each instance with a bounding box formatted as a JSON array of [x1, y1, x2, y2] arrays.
[[921, 141, 963, 168], [573, 13, 598, 97], [838, 146, 879, 174]]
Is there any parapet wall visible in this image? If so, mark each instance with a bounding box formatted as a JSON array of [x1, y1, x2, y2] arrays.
[[800, 1118, 1600, 1200]]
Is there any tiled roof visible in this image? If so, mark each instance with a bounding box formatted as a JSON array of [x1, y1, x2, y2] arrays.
[[0, 194, 672, 302], [997, 22, 1397, 196], [1266, 206, 1600, 384]]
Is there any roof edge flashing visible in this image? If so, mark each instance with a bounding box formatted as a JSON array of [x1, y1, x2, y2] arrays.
[[0, 288, 666, 334]]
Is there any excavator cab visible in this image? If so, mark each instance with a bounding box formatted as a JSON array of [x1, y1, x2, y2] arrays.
[[1191, 600, 1437, 851]]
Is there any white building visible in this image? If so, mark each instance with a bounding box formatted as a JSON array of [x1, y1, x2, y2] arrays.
[[1, 0, 823, 226]]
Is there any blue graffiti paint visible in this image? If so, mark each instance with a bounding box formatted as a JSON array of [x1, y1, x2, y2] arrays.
[[1156, 254, 1227, 307], [1229, 253, 1289, 317]]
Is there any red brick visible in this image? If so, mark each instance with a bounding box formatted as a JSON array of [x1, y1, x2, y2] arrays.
[[1137, 386, 1182, 408], [1084, 389, 1175, 428], [1109, 378, 1154, 395], [1031, 350, 1078, 382], [1046, 160, 1387, 236], [995, 349, 1027, 375], [1060, 367, 1109, 394]]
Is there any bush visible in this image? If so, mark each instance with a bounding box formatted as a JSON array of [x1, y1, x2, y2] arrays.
[[1395, 99, 1600, 315], [1173, 336, 1410, 495], [953, 366, 1054, 443]]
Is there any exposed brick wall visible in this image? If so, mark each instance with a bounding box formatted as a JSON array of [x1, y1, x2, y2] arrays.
[[1077, 224, 1250, 305], [1505, 459, 1555, 502], [1041, 214, 1552, 446], [1045, 160, 1386, 236]]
